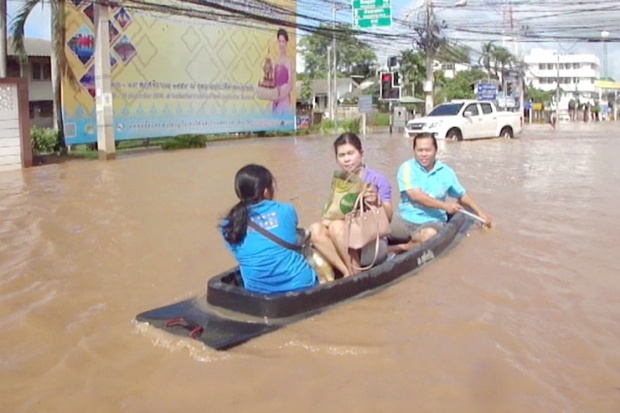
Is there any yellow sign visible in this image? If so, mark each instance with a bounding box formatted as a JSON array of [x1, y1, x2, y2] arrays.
[[594, 80, 620, 90], [532, 102, 543, 111], [62, 1, 296, 144]]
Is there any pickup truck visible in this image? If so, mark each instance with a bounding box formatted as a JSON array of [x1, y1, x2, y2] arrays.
[[404, 100, 523, 140]]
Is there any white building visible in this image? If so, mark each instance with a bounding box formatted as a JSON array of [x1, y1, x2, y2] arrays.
[[7, 38, 53, 128], [434, 61, 471, 79], [524, 48, 600, 104]]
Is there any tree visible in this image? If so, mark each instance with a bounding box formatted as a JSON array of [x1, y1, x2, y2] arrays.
[[299, 24, 377, 80], [478, 41, 496, 79], [300, 78, 312, 103], [11, 0, 76, 151], [437, 41, 470, 64], [1, 0, 7, 77], [492, 45, 514, 80], [525, 85, 553, 104], [399, 49, 425, 97], [439, 69, 488, 101]]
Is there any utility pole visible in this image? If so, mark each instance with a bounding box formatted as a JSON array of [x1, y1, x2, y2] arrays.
[[555, 51, 560, 123], [327, 42, 332, 120], [332, 2, 338, 129], [94, 2, 116, 159], [0, 0, 7, 78], [423, 0, 435, 115]]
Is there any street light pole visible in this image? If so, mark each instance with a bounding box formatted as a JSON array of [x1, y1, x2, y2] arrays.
[[601, 30, 609, 78]]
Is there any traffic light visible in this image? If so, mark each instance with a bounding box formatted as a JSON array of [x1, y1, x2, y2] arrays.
[[507, 82, 513, 96], [380, 72, 392, 100], [392, 71, 401, 87], [387, 56, 399, 69], [380, 72, 401, 100]]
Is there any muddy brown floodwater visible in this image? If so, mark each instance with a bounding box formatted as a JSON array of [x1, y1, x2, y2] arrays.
[[1, 123, 619, 413]]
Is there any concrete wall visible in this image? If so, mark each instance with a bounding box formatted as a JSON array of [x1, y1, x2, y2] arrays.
[[0, 79, 32, 172]]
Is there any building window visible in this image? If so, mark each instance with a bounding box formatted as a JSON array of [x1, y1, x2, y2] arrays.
[[31, 62, 52, 81], [573, 63, 580, 69], [547, 63, 554, 70], [539, 64, 545, 70], [38, 101, 53, 118], [28, 101, 54, 118], [7, 59, 21, 77]]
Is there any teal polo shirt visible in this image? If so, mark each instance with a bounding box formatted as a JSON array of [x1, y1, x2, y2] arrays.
[[397, 158, 466, 224]]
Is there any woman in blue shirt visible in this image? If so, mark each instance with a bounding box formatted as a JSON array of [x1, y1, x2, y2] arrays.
[[220, 164, 317, 294]]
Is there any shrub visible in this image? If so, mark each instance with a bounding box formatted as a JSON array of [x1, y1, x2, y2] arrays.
[[30, 127, 60, 154], [317, 118, 361, 134], [161, 134, 207, 150]]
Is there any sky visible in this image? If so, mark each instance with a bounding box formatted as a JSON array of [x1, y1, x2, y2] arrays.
[[9, 0, 619, 80]]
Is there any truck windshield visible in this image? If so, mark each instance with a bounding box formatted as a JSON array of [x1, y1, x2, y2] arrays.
[[428, 103, 464, 116]]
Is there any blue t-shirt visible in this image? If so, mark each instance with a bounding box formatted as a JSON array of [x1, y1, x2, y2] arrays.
[[221, 200, 317, 294], [397, 159, 466, 224]]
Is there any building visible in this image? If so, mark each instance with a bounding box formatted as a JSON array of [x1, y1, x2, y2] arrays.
[[295, 78, 361, 112], [433, 61, 471, 79], [7, 38, 53, 128], [524, 48, 600, 104]]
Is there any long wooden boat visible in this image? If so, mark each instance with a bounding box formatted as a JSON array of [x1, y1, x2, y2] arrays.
[[136, 211, 471, 350]]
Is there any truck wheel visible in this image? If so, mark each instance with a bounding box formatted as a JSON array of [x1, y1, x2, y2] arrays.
[[446, 129, 462, 141], [499, 127, 514, 139]]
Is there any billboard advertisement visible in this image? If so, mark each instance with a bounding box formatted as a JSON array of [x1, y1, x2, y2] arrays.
[[62, 0, 296, 144]]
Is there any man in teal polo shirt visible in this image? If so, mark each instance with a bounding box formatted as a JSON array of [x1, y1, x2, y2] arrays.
[[388, 133, 492, 253]]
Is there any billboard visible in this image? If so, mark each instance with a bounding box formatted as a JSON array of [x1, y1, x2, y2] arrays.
[[62, 0, 296, 144]]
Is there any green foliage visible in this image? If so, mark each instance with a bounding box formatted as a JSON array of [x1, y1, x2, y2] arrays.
[[373, 113, 390, 126], [478, 42, 516, 79], [301, 78, 313, 103], [399, 50, 426, 98], [160, 134, 207, 150], [525, 86, 553, 104], [437, 42, 471, 64], [31, 127, 60, 154], [316, 118, 360, 134], [438, 69, 489, 102], [299, 24, 377, 79]]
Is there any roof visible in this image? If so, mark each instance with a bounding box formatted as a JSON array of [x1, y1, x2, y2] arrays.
[[311, 78, 359, 95], [7, 38, 52, 57]]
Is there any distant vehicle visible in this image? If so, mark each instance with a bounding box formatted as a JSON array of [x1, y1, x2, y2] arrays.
[[404, 100, 523, 140]]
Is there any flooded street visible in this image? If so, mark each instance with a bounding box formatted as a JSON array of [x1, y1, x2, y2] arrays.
[[1, 123, 620, 412]]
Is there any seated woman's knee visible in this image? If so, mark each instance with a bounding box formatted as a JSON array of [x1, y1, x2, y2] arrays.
[[327, 219, 346, 238], [309, 222, 327, 238]]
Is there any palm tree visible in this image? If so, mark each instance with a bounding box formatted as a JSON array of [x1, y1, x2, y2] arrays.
[[492, 45, 514, 82], [10, 0, 76, 151], [1, 0, 7, 77], [478, 41, 496, 79], [399, 49, 426, 98]]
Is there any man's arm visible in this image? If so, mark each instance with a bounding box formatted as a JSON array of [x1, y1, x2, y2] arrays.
[[405, 188, 462, 214], [457, 193, 492, 227]]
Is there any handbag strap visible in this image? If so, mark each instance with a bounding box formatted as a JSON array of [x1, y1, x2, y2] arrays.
[[247, 220, 302, 251]]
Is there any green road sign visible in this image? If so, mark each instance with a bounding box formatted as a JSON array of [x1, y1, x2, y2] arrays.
[[352, 0, 392, 29]]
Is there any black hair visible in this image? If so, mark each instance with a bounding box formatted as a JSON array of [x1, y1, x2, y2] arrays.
[[413, 133, 437, 150], [277, 28, 289, 42], [333, 132, 363, 155], [221, 164, 275, 245]]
